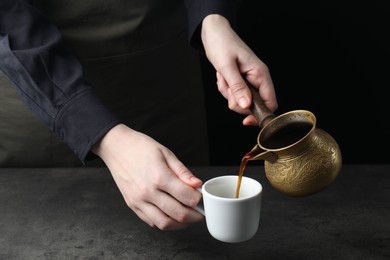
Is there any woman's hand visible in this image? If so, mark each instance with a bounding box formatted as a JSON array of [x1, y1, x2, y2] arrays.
[[92, 124, 204, 230], [201, 14, 278, 125]]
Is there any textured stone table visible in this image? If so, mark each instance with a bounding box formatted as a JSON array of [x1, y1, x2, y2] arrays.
[[0, 165, 389, 259]]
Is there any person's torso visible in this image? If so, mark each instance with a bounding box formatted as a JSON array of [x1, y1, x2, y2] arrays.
[[31, 0, 187, 59]]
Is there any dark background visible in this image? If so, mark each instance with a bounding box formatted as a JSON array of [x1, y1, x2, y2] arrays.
[[201, 1, 390, 165]]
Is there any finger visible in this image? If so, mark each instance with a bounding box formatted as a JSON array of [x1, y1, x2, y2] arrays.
[[259, 82, 278, 112], [218, 72, 249, 114], [123, 169, 200, 230], [242, 115, 258, 126], [216, 71, 229, 100], [162, 175, 202, 210], [163, 148, 202, 188], [140, 202, 191, 230], [132, 206, 155, 227], [218, 63, 251, 109], [246, 72, 278, 113], [226, 88, 241, 112], [160, 149, 202, 209], [153, 190, 204, 224]]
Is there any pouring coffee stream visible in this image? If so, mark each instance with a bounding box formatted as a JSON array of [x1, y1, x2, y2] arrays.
[[235, 81, 342, 198]]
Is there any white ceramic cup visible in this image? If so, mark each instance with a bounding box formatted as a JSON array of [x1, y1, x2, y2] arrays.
[[196, 175, 262, 243]]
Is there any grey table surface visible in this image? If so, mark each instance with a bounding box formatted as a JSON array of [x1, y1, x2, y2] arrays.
[[0, 165, 389, 260]]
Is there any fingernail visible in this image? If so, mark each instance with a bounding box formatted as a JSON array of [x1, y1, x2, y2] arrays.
[[238, 97, 248, 108], [190, 176, 201, 183]]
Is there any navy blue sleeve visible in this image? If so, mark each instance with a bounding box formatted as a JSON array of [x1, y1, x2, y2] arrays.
[[0, 1, 120, 162], [0, 0, 237, 162], [184, 0, 242, 52]]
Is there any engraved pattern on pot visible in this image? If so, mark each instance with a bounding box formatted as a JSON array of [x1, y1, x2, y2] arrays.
[[264, 128, 342, 196]]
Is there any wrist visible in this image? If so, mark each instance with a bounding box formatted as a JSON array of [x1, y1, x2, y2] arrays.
[[201, 14, 231, 44], [91, 123, 130, 159]]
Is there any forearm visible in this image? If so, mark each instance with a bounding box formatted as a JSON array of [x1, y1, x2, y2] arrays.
[[0, 1, 120, 161], [195, 5, 278, 118]]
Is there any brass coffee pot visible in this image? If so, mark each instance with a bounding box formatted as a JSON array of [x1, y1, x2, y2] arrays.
[[246, 83, 342, 197]]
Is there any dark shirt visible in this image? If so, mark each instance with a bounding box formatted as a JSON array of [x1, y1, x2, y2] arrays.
[[0, 0, 239, 162]]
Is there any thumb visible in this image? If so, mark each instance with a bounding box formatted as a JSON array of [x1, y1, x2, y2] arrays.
[[218, 65, 251, 109], [163, 149, 202, 188]]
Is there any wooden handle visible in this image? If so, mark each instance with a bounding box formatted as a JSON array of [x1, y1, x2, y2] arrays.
[[245, 79, 275, 128]]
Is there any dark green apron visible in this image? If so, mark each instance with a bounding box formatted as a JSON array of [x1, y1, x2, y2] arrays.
[[0, 0, 209, 167]]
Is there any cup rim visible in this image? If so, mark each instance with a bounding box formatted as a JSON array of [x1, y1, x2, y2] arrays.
[[202, 175, 262, 201]]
